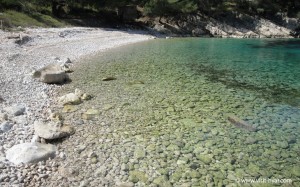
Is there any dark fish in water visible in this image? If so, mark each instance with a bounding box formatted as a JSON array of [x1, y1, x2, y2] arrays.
[[228, 115, 256, 132], [102, 77, 117, 81], [0, 96, 4, 103]]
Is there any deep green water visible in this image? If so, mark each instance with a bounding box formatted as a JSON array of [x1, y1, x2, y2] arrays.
[[61, 38, 300, 186]]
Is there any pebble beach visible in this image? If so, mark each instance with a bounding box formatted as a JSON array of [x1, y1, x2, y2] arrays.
[[0, 28, 299, 187], [0, 27, 153, 186]]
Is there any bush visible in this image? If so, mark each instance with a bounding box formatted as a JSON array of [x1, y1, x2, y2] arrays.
[[1, 0, 23, 10], [0, 15, 12, 28], [296, 11, 300, 18], [144, 0, 197, 16]]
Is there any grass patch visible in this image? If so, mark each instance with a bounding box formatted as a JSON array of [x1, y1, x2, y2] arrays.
[[2, 10, 44, 27], [30, 13, 67, 27], [0, 10, 68, 29]]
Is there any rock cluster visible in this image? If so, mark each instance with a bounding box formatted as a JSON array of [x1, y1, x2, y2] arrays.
[[149, 12, 299, 38], [33, 63, 71, 84], [58, 88, 91, 105], [10, 90, 91, 165], [1, 57, 78, 169], [1, 102, 76, 167]]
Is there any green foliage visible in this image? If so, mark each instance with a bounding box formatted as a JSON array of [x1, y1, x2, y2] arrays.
[[0, 0, 299, 29], [144, 0, 170, 16], [2, 10, 44, 27], [176, 0, 198, 13], [0, 10, 66, 28], [1, 0, 299, 18], [30, 12, 66, 27], [1, 0, 23, 9], [144, 0, 198, 16], [0, 0, 51, 13]]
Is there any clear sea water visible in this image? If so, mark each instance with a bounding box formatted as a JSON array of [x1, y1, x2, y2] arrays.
[[61, 38, 300, 186]]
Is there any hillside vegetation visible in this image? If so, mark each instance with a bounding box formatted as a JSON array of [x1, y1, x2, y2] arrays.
[[0, 0, 299, 33]]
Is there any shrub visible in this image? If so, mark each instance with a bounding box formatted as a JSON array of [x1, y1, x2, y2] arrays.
[[144, 0, 197, 16]]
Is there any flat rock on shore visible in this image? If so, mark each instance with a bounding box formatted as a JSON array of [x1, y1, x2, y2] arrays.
[[6, 142, 56, 165]]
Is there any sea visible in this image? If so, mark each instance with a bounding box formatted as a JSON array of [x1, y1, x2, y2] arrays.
[[60, 38, 300, 186]]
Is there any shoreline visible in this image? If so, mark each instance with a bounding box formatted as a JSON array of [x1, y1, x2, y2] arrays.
[[0, 27, 153, 186], [1, 27, 299, 186]]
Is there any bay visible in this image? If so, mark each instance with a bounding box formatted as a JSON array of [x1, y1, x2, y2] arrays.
[[59, 38, 300, 186]]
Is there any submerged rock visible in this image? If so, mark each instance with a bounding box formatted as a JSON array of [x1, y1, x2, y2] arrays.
[[115, 182, 134, 187], [81, 109, 100, 120], [153, 176, 172, 187], [245, 137, 258, 144], [103, 104, 114, 111], [6, 142, 56, 165], [227, 115, 256, 131], [58, 89, 91, 105], [49, 112, 63, 122], [102, 77, 117, 81], [134, 147, 146, 159], [127, 80, 145, 87], [62, 105, 78, 113], [291, 166, 300, 177], [197, 154, 213, 164], [276, 141, 289, 149], [129, 170, 148, 183], [81, 93, 92, 101], [34, 120, 75, 140], [58, 93, 81, 105]]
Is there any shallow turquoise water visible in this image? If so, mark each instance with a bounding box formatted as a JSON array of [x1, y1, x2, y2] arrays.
[[117, 38, 300, 106], [61, 38, 300, 186]]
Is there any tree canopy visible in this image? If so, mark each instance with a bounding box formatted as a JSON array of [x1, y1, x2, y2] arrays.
[[1, 0, 299, 18]]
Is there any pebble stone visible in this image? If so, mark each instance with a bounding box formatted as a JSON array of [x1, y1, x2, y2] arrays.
[[0, 27, 152, 186]]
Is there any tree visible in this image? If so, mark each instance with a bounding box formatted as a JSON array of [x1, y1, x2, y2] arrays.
[[144, 0, 198, 16]]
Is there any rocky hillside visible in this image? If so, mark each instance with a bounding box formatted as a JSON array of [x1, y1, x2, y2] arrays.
[[1, 0, 299, 38], [141, 12, 300, 38]]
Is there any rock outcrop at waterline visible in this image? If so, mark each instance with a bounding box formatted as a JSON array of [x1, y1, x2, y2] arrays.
[[145, 12, 300, 38]]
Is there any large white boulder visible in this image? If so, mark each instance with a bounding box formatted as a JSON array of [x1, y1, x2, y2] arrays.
[[6, 142, 56, 165], [33, 64, 69, 84], [34, 120, 75, 140]]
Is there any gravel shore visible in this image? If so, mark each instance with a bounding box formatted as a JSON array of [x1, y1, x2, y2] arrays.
[[0, 27, 153, 186], [2, 28, 299, 187]]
